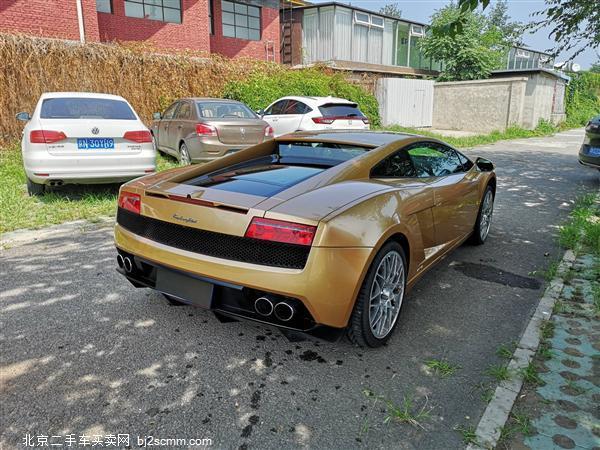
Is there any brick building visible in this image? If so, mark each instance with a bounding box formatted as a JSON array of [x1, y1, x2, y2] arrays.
[[0, 0, 279, 61]]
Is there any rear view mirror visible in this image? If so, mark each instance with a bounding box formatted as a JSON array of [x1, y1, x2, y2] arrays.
[[152, 112, 162, 120], [16, 112, 31, 121], [475, 157, 494, 172]]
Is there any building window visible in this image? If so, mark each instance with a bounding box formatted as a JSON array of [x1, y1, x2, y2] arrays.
[[96, 0, 112, 13], [222, 0, 261, 40], [124, 0, 182, 24]]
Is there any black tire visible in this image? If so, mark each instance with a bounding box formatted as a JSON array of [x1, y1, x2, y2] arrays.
[[470, 185, 495, 245], [347, 241, 407, 348], [26, 178, 45, 196], [163, 294, 187, 306]]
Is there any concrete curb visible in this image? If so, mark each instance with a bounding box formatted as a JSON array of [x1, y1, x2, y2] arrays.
[[0, 216, 114, 248], [466, 249, 577, 450]]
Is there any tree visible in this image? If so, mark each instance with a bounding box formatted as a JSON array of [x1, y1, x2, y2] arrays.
[[378, 3, 402, 19], [454, 0, 599, 61], [485, 1, 524, 46], [420, 4, 517, 81], [590, 62, 600, 73]]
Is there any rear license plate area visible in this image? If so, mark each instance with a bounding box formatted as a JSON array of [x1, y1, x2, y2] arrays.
[[588, 146, 600, 156], [77, 138, 115, 149], [156, 268, 214, 308]]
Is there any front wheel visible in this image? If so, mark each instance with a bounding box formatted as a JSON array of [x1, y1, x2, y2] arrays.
[[471, 185, 494, 245], [26, 178, 45, 196], [347, 242, 407, 348]]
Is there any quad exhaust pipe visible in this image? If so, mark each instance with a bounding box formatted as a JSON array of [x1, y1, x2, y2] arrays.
[[254, 297, 294, 322], [117, 255, 134, 273]]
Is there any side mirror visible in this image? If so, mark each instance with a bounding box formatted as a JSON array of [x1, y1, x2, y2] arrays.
[[152, 112, 162, 120], [475, 157, 494, 172], [256, 109, 265, 117], [16, 112, 31, 121]]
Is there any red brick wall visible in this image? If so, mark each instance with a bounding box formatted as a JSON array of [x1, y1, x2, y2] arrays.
[[0, 0, 99, 42], [209, 0, 279, 62], [97, 0, 210, 52]]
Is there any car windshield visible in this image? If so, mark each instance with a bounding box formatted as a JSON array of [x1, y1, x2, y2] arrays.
[[278, 142, 369, 165], [197, 102, 257, 119], [318, 103, 365, 118], [40, 98, 137, 120]]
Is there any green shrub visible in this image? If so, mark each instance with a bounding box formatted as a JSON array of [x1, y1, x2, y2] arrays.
[[565, 72, 600, 127], [222, 68, 381, 127]]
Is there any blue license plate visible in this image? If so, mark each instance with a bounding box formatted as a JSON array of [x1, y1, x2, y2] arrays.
[[588, 146, 600, 156], [77, 138, 114, 149]]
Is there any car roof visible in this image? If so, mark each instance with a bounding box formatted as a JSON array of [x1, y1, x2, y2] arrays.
[[276, 96, 357, 107], [276, 130, 420, 147], [184, 98, 244, 103], [40, 92, 128, 101]]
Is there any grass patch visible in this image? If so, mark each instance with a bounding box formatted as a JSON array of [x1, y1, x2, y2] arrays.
[[496, 343, 516, 360], [454, 425, 478, 445], [384, 395, 432, 429], [520, 362, 545, 386], [381, 120, 563, 149], [538, 341, 554, 361], [485, 364, 511, 381], [540, 320, 555, 340], [559, 193, 600, 256], [424, 358, 460, 378], [0, 142, 178, 233]]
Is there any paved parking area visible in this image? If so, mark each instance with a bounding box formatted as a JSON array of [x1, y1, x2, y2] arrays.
[[1, 130, 598, 449]]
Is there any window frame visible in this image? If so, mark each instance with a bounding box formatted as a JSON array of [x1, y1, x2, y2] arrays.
[[162, 102, 180, 120], [174, 101, 193, 120], [410, 24, 424, 36], [96, 0, 112, 13], [221, 0, 261, 41], [370, 147, 417, 179], [264, 100, 288, 116], [123, 0, 182, 24], [370, 15, 384, 29]]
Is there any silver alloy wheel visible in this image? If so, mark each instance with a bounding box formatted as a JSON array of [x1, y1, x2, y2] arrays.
[[179, 143, 191, 165], [368, 250, 405, 339], [479, 190, 494, 241]]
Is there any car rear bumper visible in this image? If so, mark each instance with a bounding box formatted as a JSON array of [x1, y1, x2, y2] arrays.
[[23, 149, 156, 184], [114, 224, 372, 329], [187, 140, 255, 163], [578, 144, 600, 169]]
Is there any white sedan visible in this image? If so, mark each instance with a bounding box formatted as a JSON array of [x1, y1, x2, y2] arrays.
[[17, 92, 156, 195], [259, 96, 370, 137]]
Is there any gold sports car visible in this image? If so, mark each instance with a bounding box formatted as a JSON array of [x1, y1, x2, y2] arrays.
[[115, 130, 496, 347]]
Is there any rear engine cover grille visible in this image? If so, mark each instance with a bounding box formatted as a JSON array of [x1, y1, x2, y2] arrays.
[[116, 208, 310, 269]]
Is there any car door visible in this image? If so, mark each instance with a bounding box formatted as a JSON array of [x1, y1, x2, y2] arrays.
[[370, 148, 436, 252], [170, 100, 194, 150], [275, 100, 308, 135], [406, 142, 480, 246], [158, 101, 180, 154], [262, 100, 288, 137]]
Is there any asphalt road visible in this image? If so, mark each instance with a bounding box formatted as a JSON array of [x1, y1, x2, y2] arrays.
[[1, 129, 598, 450]]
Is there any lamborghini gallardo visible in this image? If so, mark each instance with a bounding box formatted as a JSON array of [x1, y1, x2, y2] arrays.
[[114, 130, 496, 347]]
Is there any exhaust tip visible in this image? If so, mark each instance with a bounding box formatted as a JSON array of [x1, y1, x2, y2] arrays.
[[123, 256, 133, 273], [274, 302, 294, 322], [254, 297, 274, 316], [116, 254, 124, 269]]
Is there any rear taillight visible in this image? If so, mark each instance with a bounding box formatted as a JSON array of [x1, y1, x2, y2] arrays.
[[123, 130, 152, 143], [245, 217, 316, 246], [312, 117, 335, 125], [118, 191, 141, 214], [196, 123, 218, 137], [264, 125, 274, 138], [30, 130, 67, 143]]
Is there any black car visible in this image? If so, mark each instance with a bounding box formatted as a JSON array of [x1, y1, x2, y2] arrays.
[[579, 115, 600, 170]]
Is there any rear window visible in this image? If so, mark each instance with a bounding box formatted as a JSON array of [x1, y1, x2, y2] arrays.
[[40, 98, 137, 120], [318, 103, 365, 118], [278, 141, 368, 165], [197, 102, 257, 119]]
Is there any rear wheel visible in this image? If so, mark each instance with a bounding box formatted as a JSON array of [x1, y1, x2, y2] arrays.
[[471, 186, 494, 245], [179, 142, 191, 166], [347, 242, 407, 348], [26, 178, 45, 196]]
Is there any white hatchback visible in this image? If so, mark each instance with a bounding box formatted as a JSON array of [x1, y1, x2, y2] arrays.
[[17, 92, 156, 195], [259, 96, 370, 137]]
